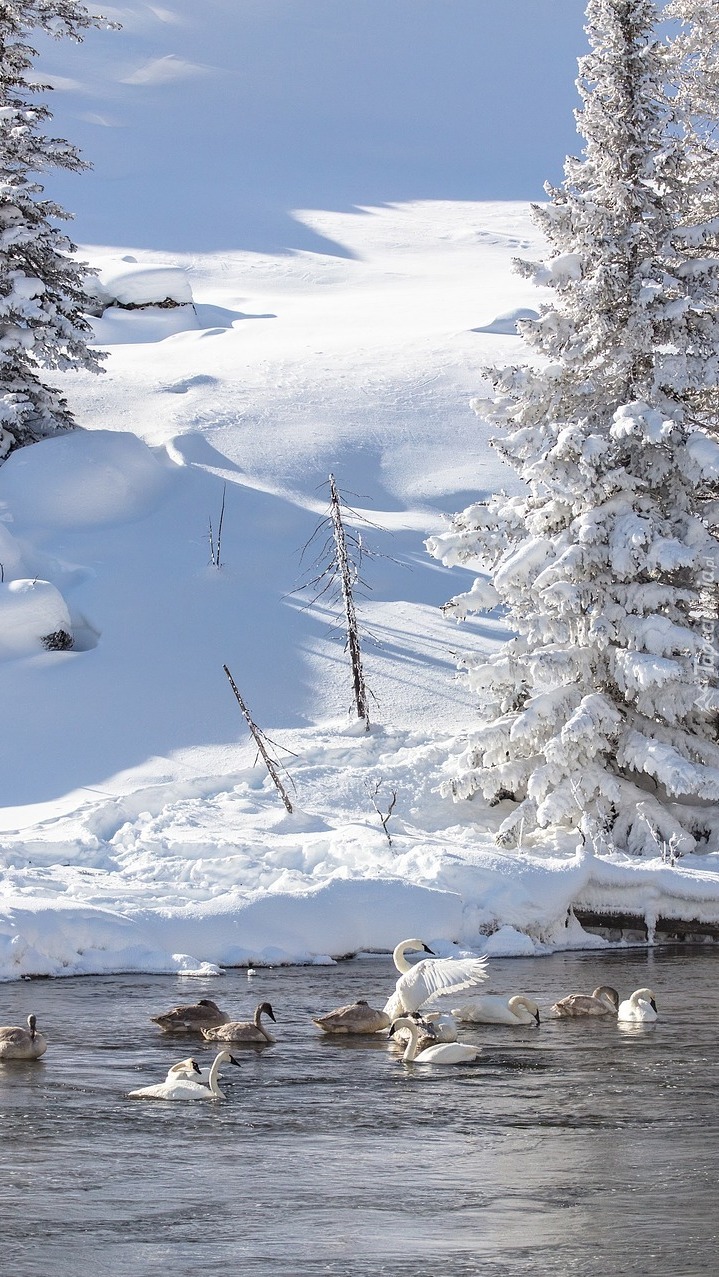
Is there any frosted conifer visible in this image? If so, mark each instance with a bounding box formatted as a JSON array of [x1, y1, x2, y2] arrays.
[[428, 0, 719, 857], [666, 0, 719, 150], [665, 0, 719, 435], [0, 2, 111, 459]]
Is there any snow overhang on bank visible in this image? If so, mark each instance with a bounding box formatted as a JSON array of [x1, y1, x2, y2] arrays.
[[3, 847, 719, 982]]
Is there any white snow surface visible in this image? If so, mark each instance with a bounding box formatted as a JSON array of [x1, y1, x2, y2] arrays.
[[1, 3, 718, 982]]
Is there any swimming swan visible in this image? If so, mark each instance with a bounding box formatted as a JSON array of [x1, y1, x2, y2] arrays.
[[128, 1050, 241, 1100], [166, 1055, 238, 1086], [419, 1011, 459, 1041], [0, 1014, 47, 1060], [389, 1016, 479, 1065], [312, 1000, 391, 1034], [617, 988, 658, 1022], [550, 986, 619, 1018], [151, 998, 230, 1034], [201, 1002, 276, 1043], [452, 994, 541, 1026], [383, 939, 489, 1021], [164, 1057, 203, 1080], [389, 1011, 458, 1053]]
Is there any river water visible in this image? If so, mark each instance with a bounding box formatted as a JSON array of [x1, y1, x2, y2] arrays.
[[1, 946, 717, 1277]]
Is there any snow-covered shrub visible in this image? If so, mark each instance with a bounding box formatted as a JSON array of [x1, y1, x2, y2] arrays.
[[87, 262, 194, 313], [0, 578, 73, 659], [428, 0, 719, 857]]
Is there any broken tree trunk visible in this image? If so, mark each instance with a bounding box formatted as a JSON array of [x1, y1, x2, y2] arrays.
[[328, 473, 370, 730], [223, 663, 294, 813]]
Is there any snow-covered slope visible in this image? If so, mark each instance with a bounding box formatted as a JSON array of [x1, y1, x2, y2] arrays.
[[36, 1, 586, 252], [1, 3, 718, 982]]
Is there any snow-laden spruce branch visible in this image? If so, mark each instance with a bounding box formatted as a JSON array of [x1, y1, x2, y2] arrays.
[[0, 2, 117, 459], [428, 0, 719, 858]]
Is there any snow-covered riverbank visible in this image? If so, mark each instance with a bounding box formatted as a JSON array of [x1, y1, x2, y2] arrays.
[[2, 6, 719, 982]]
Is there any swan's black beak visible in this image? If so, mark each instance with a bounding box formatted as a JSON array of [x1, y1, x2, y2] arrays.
[[388, 1022, 398, 1039], [422, 945, 435, 955], [534, 1009, 541, 1025], [229, 1055, 242, 1068], [650, 1000, 657, 1013], [191, 1060, 202, 1075], [265, 1003, 276, 1022]]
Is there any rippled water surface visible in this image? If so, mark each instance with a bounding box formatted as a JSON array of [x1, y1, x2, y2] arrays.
[[2, 947, 718, 1276]]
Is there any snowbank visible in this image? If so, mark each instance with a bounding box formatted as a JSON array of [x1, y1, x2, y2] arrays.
[[473, 306, 540, 334], [0, 429, 170, 529], [0, 580, 72, 660], [87, 259, 194, 310]]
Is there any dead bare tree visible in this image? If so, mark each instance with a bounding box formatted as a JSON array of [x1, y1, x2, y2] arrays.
[[368, 779, 397, 847], [208, 483, 227, 568], [329, 474, 370, 726], [223, 664, 296, 812], [297, 474, 376, 730]]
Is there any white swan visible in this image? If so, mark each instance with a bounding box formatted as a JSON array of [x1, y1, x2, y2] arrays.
[[389, 1011, 458, 1053], [389, 1016, 479, 1065], [617, 988, 658, 1022], [128, 1050, 241, 1100], [151, 998, 230, 1034], [165, 1054, 238, 1086], [452, 994, 541, 1026], [0, 1014, 47, 1060], [550, 986, 619, 1018], [421, 1011, 459, 1041], [165, 1056, 202, 1080], [201, 1001, 276, 1043], [312, 1000, 391, 1035], [383, 939, 489, 1021]]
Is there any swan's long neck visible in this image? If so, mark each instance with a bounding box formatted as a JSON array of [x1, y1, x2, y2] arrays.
[[393, 941, 419, 974], [396, 1018, 420, 1062], [253, 1006, 272, 1040], [207, 1054, 224, 1096], [508, 996, 532, 1014]]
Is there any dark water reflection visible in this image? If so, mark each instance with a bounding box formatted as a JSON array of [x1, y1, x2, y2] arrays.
[[1, 947, 718, 1276]]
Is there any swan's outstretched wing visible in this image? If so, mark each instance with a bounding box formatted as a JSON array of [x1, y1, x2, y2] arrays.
[[387, 955, 489, 1016]]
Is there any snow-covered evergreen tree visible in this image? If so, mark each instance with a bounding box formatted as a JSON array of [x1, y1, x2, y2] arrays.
[[428, 0, 719, 857], [0, 1, 110, 459], [666, 0, 719, 152], [665, 0, 719, 436]]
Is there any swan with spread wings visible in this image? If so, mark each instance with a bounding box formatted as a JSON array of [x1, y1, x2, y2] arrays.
[[383, 938, 489, 1021]]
